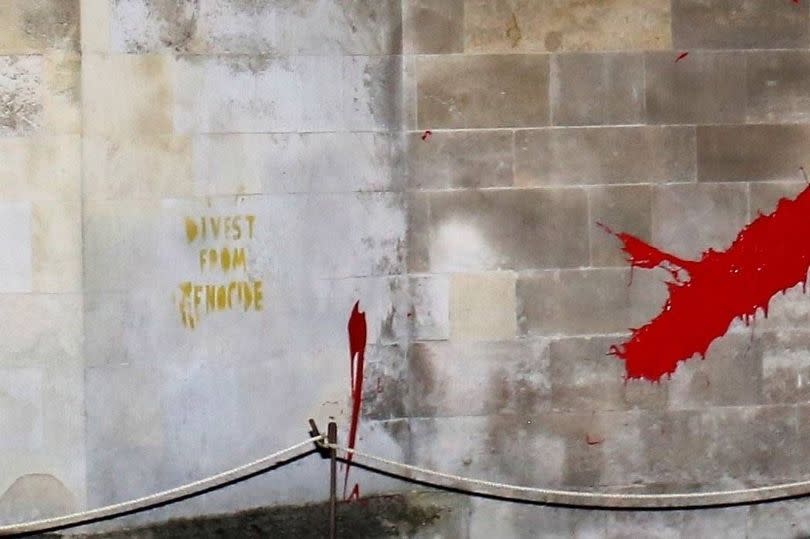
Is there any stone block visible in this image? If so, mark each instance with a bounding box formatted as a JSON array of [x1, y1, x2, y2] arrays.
[[550, 52, 644, 126], [468, 499, 606, 539], [409, 189, 589, 272], [42, 50, 81, 134], [0, 294, 81, 367], [31, 200, 81, 293], [515, 126, 696, 186], [464, 0, 671, 53], [0, 368, 43, 451], [450, 272, 517, 341], [749, 181, 807, 218], [517, 268, 667, 336], [0, 135, 80, 202], [645, 51, 746, 125], [408, 275, 450, 341], [672, 0, 809, 49], [406, 130, 513, 190], [761, 331, 810, 404], [589, 185, 653, 267], [403, 0, 463, 54], [0, 0, 80, 53], [748, 498, 810, 538], [416, 54, 549, 129], [407, 340, 550, 417], [0, 201, 32, 293], [652, 183, 748, 260], [747, 51, 810, 124], [0, 56, 42, 136], [697, 124, 810, 182]]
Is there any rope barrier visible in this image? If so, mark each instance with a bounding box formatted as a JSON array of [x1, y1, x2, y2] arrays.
[[328, 443, 810, 509], [0, 435, 324, 537]]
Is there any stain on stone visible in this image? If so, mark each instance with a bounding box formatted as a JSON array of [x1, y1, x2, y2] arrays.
[[544, 30, 563, 51], [506, 12, 523, 48], [362, 56, 402, 129], [408, 344, 439, 416], [140, 0, 200, 51], [0, 473, 77, 523], [21, 0, 80, 51]]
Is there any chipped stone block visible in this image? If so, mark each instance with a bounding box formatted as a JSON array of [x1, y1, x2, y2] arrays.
[[589, 185, 653, 267], [409, 189, 588, 272], [83, 54, 173, 136], [407, 340, 549, 417], [416, 54, 549, 129], [672, 0, 809, 49], [0, 56, 42, 136], [645, 51, 746, 125], [0, 0, 80, 54], [404, 0, 463, 54], [83, 135, 193, 201], [464, 0, 671, 53], [652, 183, 748, 261], [406, 130, 513, 190], [450, 272, 517, 341], [517, 268, 667, 337], [515, 126, 696, 186], [697, 124, 810, 183], [0, 201, 32, 293], [550, 52, 644, 126]]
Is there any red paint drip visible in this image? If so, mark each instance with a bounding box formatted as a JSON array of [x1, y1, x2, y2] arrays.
[[347, 483, 361, 502], [586, 434, 604, 446], [421, 130, 432, 141], [603, 183, 810, 381], [675, 52, 689, 63], [344, 301, 367, 499]]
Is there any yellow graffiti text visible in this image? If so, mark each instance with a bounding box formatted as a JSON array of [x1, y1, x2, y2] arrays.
[[178, 280, 264, 329]]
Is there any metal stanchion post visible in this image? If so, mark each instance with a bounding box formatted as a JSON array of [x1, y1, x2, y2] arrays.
[[328, 421, 338, 539]]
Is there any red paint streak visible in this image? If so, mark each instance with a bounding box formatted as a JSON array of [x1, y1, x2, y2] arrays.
[[347, 483, 361, 502], [421, 130, 432, 141], [344, 301, 367, 499], [602, 183, 810, 381], [675, 52, 689, 63], [586, 434, 604, 446]]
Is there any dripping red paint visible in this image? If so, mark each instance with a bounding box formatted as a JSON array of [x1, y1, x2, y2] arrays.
[[344, 301, 367, 499], [602, 183, 810, 381]]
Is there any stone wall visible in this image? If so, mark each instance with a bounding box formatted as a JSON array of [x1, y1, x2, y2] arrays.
[[2, 1, 810, 537]]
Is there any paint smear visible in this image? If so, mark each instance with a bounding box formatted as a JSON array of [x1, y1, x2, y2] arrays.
[[675, 52, 689, 63], [602, 183, 810, 381], [421, 130, 432, 141], [344, 300, 367, 499]]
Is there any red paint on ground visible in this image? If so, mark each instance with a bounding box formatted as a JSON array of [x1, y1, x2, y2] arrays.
[[344, 301, 367, 499], [602, 183, 810, 381], [675, 52, 689, 63], [421, 130, 432, 141]]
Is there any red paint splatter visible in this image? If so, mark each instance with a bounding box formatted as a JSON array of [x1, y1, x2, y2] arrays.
[[344, 301, 367, 499], [421, 130, 432, 141], [586, 434, 604, 446], [675, 52, 689, 63], [602, 183, 810, 381], [347, 483, 361, 502]]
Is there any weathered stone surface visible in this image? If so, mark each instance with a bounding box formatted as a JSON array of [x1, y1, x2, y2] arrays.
[[408, 276, 450, 341], [645, 51, 746, 125], [749, 181, 807, 218], [0, 473, 78, 524], [464, 0, 671, 53], [517, 268, 667, 336], [0, 0, 80, 53], [407, 340, 550, 417], [0, 56, 42, 136], [0, 136, 80, 201], [515, 126, 695, 186], [667, 332, 763, 410], [110, 0, 402, 55], [652, 183, 748, 260], [672, 0, 810, 49], [404, 0, 463, 54], [450, 272, 517, 341], [406, 130, 513, 190], [0, 201, 31, 293], [589, 185, 653, 267], [760, 331, 810, 404], [550, 52, 643, 126], [408, 189, 588, 272], [697, 125, 810, 183], [416, 54, 549, 129], [32, 200, 81, 293], [83, 54, 173, 136], [550, 336, 667, 412], [42, 51, 81, 134], [468, 499, 606, 539], [748, 497, 810, 539], [747, 51, 810, 124]]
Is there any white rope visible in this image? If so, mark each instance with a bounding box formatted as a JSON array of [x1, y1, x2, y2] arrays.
[[0, 435, 324, 536], [331, 443, 810, 508]]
